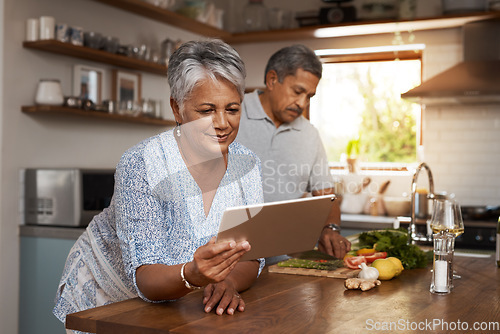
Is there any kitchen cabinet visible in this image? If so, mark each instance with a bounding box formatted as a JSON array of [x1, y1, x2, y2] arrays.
[[19, 234, 78, 334], [93, 0, 500, 43]]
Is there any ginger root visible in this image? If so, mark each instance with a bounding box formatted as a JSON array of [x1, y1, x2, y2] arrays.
[[344, 278, 381, 291]]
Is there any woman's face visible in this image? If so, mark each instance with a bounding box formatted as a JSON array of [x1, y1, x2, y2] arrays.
[[172, 77, 241, 161]]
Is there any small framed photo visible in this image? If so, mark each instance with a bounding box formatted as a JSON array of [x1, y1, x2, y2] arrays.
[[112, 69, 142, 102], [73, 64, 104, 104]]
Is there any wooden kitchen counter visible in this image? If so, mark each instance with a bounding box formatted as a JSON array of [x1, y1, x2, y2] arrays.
[[67, 256, 499, 333]]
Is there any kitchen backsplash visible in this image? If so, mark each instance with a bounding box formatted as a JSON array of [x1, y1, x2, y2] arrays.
[[420, 40, 500, 206], [423, 104, 500, 206]]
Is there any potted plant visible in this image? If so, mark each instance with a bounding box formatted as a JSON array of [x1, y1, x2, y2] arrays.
[[346, 138, 360, 173]]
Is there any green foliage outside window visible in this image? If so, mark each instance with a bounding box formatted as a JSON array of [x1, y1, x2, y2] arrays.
[[311, 59, 420, 164], [354, 66, 417, 163]]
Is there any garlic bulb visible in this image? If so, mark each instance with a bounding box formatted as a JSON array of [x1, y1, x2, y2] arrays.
[[358, 262, 379, 280]]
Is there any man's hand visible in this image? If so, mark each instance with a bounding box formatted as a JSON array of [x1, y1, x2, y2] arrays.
[[318, 228, 351, 259]]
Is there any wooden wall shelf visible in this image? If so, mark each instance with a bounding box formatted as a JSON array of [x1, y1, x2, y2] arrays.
[[225, 11, 500, 44], [92, 0, 230, 39], [92, 0, 500, 44], [22, 105, 176, 126], [23, 40, 167, 76]]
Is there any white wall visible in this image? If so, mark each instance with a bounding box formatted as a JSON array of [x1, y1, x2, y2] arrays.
[[0, 0, 200, 332]]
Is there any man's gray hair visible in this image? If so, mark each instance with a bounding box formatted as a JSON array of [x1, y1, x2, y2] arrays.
[[167, 39, 246, 110], [264, 44, 322, 84]]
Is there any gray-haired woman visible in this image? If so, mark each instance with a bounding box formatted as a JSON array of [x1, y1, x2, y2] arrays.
[[53, 40, 264, 332]]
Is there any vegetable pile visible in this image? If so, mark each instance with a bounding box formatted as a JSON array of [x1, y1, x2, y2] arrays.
[[356, 228, 432, 270]]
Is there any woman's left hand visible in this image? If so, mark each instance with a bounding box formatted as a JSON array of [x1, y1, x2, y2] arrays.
[[202, 280, 245, 315]]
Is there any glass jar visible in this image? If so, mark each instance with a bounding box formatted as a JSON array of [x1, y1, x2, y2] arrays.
[[243, 0, 268, 32], [399, 0, 417, 20]]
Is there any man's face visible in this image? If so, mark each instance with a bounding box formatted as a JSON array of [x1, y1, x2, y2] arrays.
[[268, 68, 320, 126]]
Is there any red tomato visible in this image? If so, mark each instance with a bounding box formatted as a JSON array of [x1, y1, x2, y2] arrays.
[[364, 252, 388, 263], [344, 256, 367, 269]]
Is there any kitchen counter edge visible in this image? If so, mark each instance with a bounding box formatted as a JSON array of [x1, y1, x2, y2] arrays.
[[19, 225, 85, 240]]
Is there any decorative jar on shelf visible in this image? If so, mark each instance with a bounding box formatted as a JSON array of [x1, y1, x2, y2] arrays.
[[35, 79, 64, 106], [243, 0, 268, 32]]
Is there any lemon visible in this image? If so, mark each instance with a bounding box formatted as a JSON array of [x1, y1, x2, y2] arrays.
[[387, 257, 404, 276], [371, 259, 398, 280]]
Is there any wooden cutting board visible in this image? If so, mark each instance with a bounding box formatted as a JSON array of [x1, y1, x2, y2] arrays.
[[268, 264, 360, 279]]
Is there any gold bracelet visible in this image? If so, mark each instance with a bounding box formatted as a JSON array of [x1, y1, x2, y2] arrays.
[[180, 262, 202, 290]]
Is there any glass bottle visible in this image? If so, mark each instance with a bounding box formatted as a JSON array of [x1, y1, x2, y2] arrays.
[[243, 0, 268, 32]]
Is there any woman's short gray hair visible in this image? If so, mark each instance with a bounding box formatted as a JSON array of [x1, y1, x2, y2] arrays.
[[264, 44, 322, 84], [167, 39, 246, 110]]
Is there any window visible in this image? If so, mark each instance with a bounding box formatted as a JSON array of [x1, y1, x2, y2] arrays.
[[310, 46, 423, 167]]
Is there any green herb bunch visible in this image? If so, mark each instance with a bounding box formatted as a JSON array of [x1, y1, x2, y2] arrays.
[[358, 228, 432, 270]]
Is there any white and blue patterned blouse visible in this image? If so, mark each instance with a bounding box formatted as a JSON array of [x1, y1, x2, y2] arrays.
[[53, 129, 264, 323]]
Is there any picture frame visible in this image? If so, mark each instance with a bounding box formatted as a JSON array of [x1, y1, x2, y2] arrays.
[[73, 64, 104, 104], [112, 69, 142, 102]]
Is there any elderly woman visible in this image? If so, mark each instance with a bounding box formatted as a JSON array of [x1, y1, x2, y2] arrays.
[[53, 40, 264, 331]]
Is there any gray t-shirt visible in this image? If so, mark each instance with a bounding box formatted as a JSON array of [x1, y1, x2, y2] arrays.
[[236, 90, 334, 203]]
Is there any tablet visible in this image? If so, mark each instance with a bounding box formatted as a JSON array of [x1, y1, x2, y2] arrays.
[[216, 194, 336, 261]]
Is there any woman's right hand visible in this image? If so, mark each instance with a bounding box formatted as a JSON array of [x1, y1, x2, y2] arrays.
[[184, 237, 251, 288]]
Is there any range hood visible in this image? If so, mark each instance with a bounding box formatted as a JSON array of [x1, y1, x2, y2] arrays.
[[402, 20, 500, 105]]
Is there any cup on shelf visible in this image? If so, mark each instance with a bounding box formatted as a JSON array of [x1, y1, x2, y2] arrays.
[[102, 100, 117, 113], [132, 44, 151, 61], [70, 26, 84, 46], [140, 99, 157, 118], [149, 48, 160, 64], [155, 100, 164, 119], [268, 8, 286, 30], [63, 96, 83, 109], [55, 23, 70, 43], [102, 36, 120, 54], [118, 100, 141, 116], [84, 31, 103, 49], [160, 38, 175, 65], [117, 44, 134, 57], [25, 18, 39, 41], [82, 99, 96, 111], [39, 16, 55, 40]]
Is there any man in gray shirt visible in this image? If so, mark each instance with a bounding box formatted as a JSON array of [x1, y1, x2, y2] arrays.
[[237, 44, 351, 259]]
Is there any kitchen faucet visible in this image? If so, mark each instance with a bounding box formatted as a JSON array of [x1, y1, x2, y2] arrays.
[[409, 162, 434, 244]]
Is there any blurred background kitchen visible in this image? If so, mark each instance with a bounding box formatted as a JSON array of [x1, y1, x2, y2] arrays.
[[1, 0, 500, 333]]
